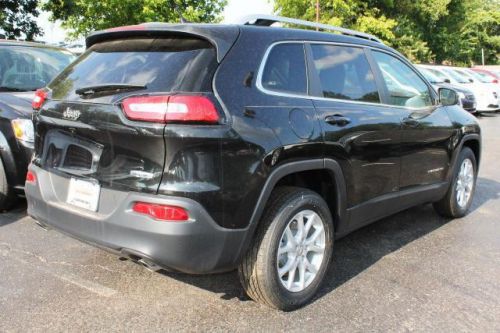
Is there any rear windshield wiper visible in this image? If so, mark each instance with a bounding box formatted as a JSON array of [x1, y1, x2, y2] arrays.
[[75, 84, 146, 96]]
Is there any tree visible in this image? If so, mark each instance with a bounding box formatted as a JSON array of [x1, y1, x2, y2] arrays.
[[274, 0, 500, 64], [0, 0, 42, 40], [43, 0, 227, 39]]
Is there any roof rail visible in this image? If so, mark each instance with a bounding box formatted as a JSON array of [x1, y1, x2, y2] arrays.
[[237, 14, 383, 44]]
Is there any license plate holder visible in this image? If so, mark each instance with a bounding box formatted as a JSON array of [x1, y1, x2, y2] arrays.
[[66, 178, 101, 212]]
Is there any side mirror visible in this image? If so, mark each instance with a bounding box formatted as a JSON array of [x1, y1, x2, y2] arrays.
[[469, 78, 474, 83], [444, 78, 451, 83], [439, 88, 459, 106]]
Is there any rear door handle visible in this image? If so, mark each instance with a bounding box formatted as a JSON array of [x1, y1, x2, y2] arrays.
[[325, 114, 351, 127], [401, 117, 420, 127]]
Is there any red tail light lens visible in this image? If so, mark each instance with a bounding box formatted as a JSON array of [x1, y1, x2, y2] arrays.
[[132, 202, 189, 221], [26, 170, 36, 184], [121, 95, 169, 122], [121, 95, 219, 124], [32, 89, 47, 110]]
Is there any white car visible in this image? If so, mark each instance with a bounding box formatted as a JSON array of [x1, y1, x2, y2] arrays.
[[460, 68, 500, 106], [432, 66, 498, 112]]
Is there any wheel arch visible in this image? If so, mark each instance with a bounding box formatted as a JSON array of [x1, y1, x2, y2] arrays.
[[234, 158, 348, 265]]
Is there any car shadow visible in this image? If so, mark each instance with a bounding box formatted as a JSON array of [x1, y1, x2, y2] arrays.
[[0, 200, 27, 227], [158, 177, 500, 304]]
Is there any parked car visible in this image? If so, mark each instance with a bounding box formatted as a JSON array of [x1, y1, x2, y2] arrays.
[[0, 40, 75, 209], [417, 66, 477, 113], [451, 67, 500, 111], [456, 68, 500, 111], [464, 68, 500, 88], [471, 67, 500, 81], [25, 15, 481, 310], [421, 65, 498, 112]]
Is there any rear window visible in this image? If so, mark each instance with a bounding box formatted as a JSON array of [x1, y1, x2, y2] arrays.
[[49, 37, 218, 101]]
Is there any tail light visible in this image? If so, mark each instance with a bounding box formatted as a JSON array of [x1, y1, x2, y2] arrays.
[[32, 89, 47, 110], [121, 95, 219, 124], [26, 170, 36, 184], [132, 202, 189, 221]]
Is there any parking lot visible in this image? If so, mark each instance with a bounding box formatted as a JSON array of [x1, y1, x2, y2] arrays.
[[0, 113, 499, 332]]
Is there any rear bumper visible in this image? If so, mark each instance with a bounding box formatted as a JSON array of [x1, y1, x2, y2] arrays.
[[25, 165, 248, 274]]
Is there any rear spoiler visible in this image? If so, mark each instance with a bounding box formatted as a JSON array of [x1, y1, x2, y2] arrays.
[[86, 23, 240, 62]]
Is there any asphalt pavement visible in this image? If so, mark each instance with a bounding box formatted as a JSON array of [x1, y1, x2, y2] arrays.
[[1, 113, 499, 332]]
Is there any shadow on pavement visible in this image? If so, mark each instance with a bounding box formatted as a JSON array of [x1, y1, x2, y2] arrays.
[[160, 177, 500, 304], [0, 200, 27, 227]]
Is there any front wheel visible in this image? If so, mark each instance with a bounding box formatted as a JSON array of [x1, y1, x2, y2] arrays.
[[238, 187, 334, 311], [434, 147, 477, 218]]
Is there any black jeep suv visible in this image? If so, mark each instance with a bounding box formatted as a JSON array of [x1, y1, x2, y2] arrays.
[[26, 16, 481, 310]]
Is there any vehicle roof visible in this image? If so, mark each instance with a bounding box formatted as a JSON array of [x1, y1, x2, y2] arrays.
[[86, 23, 401, 62], [0, 39, 68, 51]]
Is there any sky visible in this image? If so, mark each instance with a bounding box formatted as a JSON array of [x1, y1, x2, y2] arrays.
[[36, 0, 275, 43]]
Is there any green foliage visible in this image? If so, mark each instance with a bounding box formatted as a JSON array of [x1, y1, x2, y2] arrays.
[[274, 0, 500, 64], [42, 0, 227, 39], [0, 0, 42, 40]]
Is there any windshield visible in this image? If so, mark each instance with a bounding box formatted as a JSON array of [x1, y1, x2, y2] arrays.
[[0, 45, 75, 91], [418, 67, 444, 84], [425, 68, 450, 82], [440, 68, 469, 84], [467, 70, 493, 83]]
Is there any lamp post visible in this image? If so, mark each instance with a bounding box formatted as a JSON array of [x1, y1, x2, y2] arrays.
[[316, 0, 320, 30]]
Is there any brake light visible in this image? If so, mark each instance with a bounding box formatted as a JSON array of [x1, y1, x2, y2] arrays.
[[132, 202, 189, 221], [32, 89, 47, 110], [121, 95, 219, 124], [493, 79, 499, 84], [26, 170, 36, 184]]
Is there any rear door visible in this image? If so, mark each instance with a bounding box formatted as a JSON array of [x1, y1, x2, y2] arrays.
[[308, 43, 402, 209], [34, 36, 219, 193]]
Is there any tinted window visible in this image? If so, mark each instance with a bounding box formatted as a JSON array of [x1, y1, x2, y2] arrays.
[[50, 37, 217, 101], [0, 46, 75, 91], [372, 51, 433, 108], [310, 44, 380, 103], [261, 43, 307, 94]]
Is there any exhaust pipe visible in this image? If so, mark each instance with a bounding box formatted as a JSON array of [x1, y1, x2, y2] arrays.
[[120, 249, 162, 272], [137, 258, 162, 272]]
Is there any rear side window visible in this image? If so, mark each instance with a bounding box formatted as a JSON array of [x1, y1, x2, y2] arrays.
[[49, 37, 218, 101], [261, 43, 307, 94], [310, 44, 380, 103]]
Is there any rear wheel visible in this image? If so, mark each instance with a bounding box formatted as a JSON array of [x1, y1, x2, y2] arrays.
[[434, 147, 477, 218], [238, 187, 334, 310]]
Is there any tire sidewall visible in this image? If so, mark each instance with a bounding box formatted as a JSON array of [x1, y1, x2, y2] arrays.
[[264, 192, 334, 310]]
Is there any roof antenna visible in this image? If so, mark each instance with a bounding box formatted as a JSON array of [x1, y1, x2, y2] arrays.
[[169, 0, 191, 23]]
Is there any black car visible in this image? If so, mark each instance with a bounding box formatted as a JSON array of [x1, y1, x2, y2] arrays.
[[0, 40, 75, 209], [418, 66, 477, 113], [25, 15, 481, 310]]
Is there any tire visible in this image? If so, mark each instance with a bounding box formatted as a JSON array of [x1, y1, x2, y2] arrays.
[[0, 157, 14, 211], [238, 186, 334, 311], [433, 147, 477, 218]]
